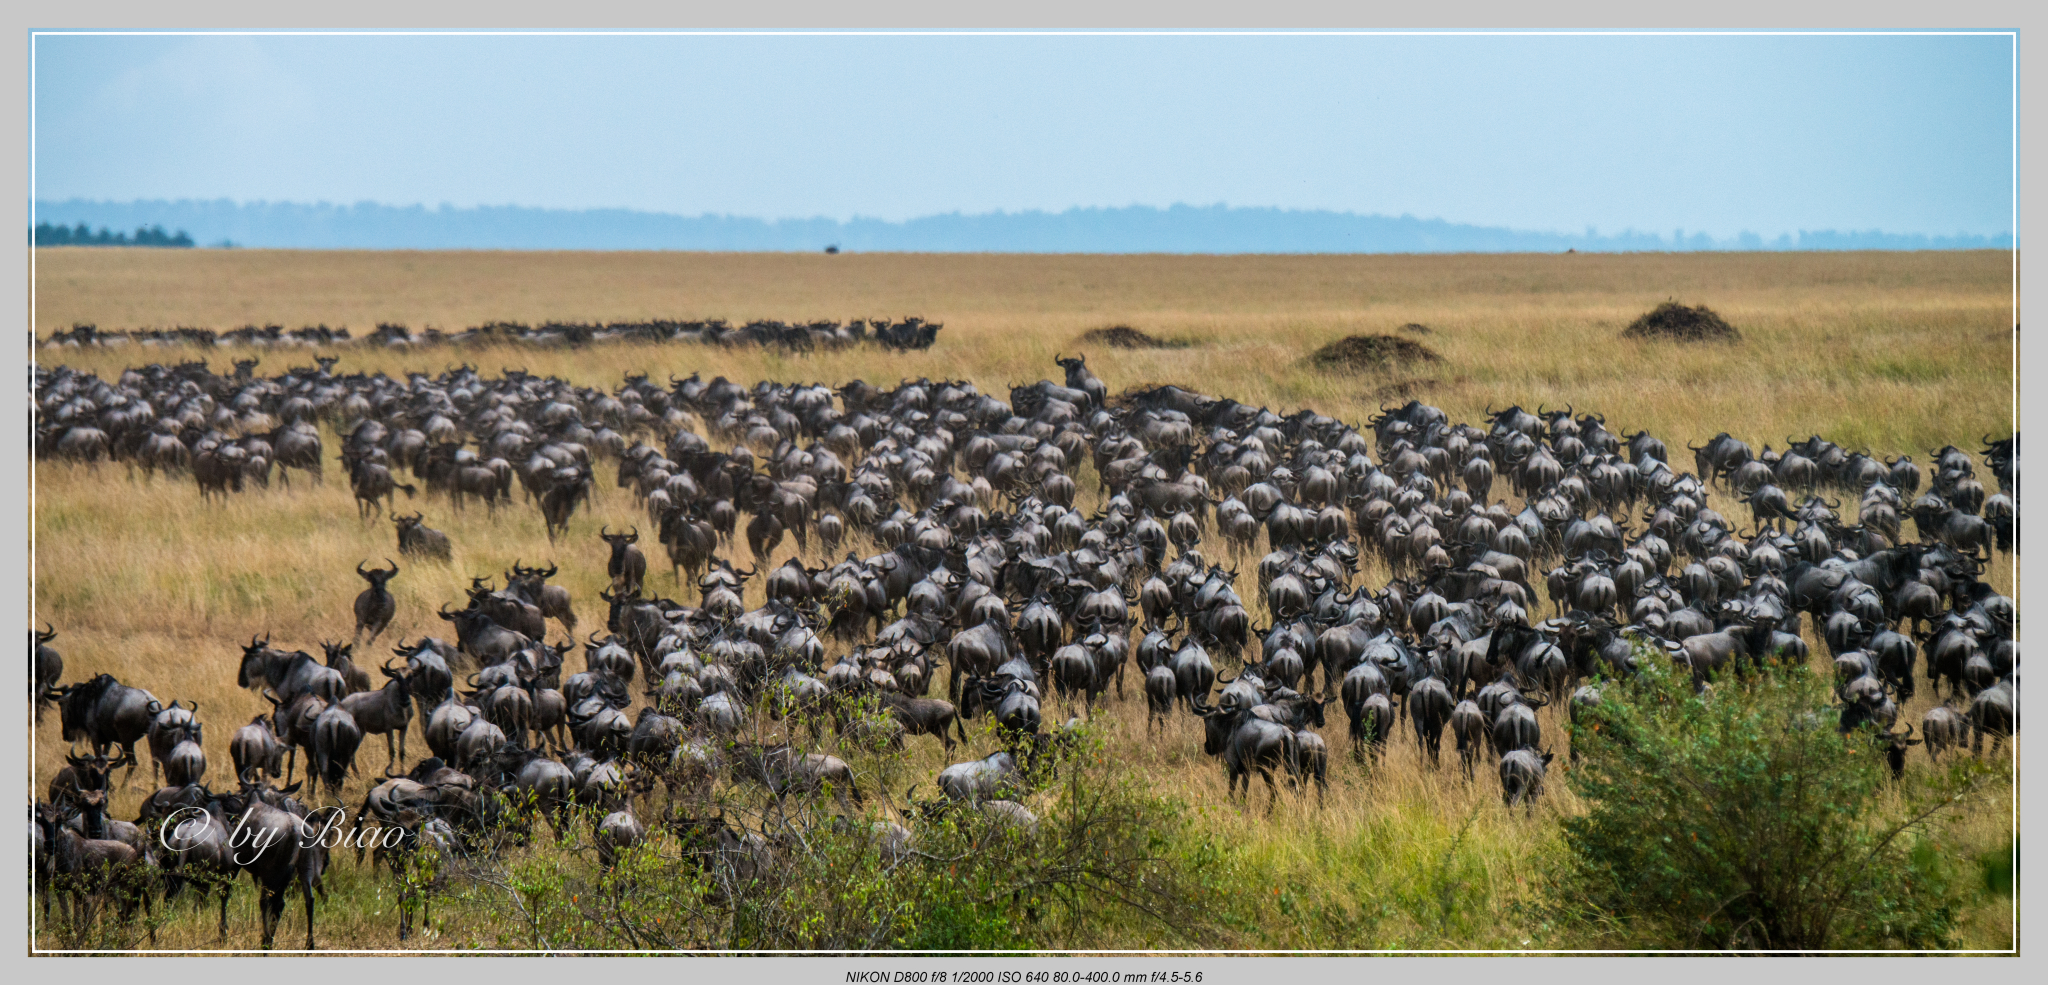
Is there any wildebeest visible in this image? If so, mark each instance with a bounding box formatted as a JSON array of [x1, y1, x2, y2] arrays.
[[1498, 749, 1554, 808], [33, 623, 62, 722], [600, 526, 648, 595], [232, 712, 288, 780], [1920, 703, 1971, 762], [340, 660, 414, 770], [309, 702, 365, 803], [1969, 681, 2015, 756], [346, 452, 416, 519], [352, 559, 401, 645], [1408, 677, 1454, 768], [935, 749, 1026, 803], [394, 512, 453, 561], [1194, 699, 1299, 812], [146, 698, 200, 788], [1451, 699, 1487, 778], [230, 774, 330, 949], [48, 674, 158, 784], [728, 743, 864, 811], [238, 637, 347, 707]]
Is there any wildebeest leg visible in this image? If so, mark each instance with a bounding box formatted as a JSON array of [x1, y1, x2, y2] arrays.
[[218, 881, 231, 941], [1262, 768, 1281, 814], [259, 883, 281, 948], [138, 882, 156, 943], [303, 876, 318, 950], [121, 744, 140, 789]]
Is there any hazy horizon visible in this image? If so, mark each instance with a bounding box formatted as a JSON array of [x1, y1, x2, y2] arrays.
[[30, 198, 2015, 254], [31, 33, 2016, 245]]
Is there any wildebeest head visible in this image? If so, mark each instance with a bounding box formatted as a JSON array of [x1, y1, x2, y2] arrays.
[[1877, 723, 1921, 780], [235, 634, 278, 689], [357, 557, 399, 588]]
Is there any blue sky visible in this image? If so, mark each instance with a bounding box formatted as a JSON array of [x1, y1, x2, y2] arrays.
[[31, 32, 2016, 239]]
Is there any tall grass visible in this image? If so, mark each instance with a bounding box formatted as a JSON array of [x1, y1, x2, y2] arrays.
[[29, 249, 2016, 950]]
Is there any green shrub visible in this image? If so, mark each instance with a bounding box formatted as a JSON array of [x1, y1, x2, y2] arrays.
[[1556, 658, 1975, 950], [483, 725, 1222, 951]]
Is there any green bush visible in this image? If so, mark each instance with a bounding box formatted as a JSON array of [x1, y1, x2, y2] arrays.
[[1556, 658, 1974, 950], [481, 725, 1222, 951]]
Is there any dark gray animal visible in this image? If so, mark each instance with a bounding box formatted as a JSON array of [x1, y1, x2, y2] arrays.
[[352, 559, 400, 645], [1498, 749, 1554, 808], [601, 526, 648, 595], [48, 674, 158, 784]]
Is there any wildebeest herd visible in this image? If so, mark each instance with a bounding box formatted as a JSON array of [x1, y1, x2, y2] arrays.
[[31, 350, 2018, 948], [37, 316, 944, 353]]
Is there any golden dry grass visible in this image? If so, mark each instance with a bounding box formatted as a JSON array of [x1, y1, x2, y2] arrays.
[[29, 248, 2017, 951], [34, 248, 2015, 456]]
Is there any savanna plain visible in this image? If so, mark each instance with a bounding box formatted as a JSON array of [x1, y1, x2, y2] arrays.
[[30, 249, 2018, 952]]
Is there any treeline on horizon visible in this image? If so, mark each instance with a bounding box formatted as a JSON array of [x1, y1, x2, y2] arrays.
[[33, 221, 195, 248], [28, 200, 2016, 253]]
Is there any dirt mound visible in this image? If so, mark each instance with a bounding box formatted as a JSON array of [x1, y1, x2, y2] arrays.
[[1077, 325, 1187, 349], [1309, 334, 1442, 371], [1396, 323, 1433, 335], [1623, 302, 1741, 342]]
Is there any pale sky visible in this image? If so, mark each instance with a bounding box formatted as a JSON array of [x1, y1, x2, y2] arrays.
[[30, 32, 2017, 239]]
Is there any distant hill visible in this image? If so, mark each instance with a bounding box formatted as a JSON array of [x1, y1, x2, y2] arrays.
[[28, 199, 2015, 253]]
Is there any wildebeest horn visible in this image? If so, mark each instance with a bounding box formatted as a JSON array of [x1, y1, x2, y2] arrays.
[[602, 524, 613, 537], [357, 560, 369, 576]]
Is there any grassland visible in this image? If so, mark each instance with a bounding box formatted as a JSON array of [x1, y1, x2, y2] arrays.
[[29, 248, 2017, 951]]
